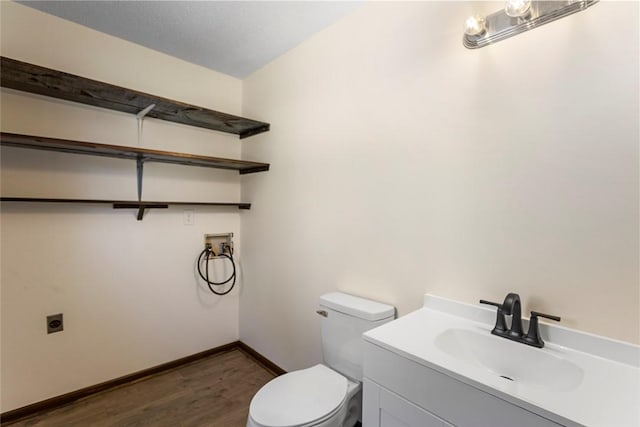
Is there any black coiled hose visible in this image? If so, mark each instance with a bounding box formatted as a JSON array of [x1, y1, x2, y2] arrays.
[[197, 246, 236, 295]]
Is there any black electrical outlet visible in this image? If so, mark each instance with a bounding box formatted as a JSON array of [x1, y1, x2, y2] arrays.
[[47, 313, 63, 334]]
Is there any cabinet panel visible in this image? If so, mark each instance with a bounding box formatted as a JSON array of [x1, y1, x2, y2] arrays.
[[363, 378, 382, 427], [379, 385, 447, 427], [365, 378, 447, 427]]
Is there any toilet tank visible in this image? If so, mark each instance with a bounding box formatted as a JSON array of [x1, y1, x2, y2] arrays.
[[319, 292, 395, 382]]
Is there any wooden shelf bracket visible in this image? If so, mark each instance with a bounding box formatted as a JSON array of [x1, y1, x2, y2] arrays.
[[136, 103, 156, 146], [136, 104, 156, 120], [136, 156, 144, 202], [112, 202, 169, 221]]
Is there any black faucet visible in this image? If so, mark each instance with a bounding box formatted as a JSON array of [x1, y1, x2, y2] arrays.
[[501, 293, 523, 338], [480, 293, 560, 348]]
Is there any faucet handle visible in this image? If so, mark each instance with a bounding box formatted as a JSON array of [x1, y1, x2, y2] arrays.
[[530, 311, 561, 322], [479, 299, 501, 308], [479, 300, 507, 334], [524, 311, 561, 348]]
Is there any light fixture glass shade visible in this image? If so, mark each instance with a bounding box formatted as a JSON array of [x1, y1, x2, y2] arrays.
[[504, 0, 532, 17], [463, 15, 486, 36]]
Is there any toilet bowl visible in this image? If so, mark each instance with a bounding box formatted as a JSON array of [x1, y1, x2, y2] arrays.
[[246, 292, 395, 427], [247, 364, 361, 427]]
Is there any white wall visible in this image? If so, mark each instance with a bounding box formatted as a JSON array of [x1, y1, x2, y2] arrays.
[[240, 0, 640, 372], [1, 2, 249, 411]]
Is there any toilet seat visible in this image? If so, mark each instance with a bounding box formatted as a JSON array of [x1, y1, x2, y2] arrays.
[[249, 364, 348, 427]]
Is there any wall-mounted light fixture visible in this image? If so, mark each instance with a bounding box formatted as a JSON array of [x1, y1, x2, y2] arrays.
[[463, 0, 598, 49]]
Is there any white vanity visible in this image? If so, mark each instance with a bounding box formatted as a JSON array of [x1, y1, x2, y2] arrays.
[[362, 295, 640, 427]]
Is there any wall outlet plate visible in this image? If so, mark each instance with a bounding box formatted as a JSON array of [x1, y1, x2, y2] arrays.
[[183, 209, 195, 225], [47, 313, 63, 334]]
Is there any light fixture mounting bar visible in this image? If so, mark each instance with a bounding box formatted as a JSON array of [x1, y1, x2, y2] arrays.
[[463, 0, 598, 49]]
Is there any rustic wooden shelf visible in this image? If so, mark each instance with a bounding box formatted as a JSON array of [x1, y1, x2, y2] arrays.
[[1, 56, 270, 139], [0, 133, 270, 174], [1, 197, 251, 221], [0, 133, 262, 220], [1, 57, 271, 220]]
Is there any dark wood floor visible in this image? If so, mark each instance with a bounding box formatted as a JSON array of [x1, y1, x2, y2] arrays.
[[5, 349, 276, 427]]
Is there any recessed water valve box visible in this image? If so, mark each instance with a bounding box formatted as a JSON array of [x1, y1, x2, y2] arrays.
[[47, 313, 63, 334], [204, 233, 234, 255]]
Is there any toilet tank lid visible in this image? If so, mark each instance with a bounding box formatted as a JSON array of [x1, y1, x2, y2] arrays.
[[319, 292, 395, 321]]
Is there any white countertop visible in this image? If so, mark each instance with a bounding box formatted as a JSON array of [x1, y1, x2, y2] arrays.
[[363, 294, 640, 427]]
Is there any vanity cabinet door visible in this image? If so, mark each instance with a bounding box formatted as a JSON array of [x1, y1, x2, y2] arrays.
[[364, 378, 452, 427]]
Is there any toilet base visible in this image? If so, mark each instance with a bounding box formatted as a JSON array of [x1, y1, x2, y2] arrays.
[[247, 376, 361, 427]]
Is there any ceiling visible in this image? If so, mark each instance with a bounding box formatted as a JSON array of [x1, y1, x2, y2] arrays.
[[19, 1, 362, 79]]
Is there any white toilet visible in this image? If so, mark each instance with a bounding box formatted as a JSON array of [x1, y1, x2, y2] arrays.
[[247, 292, 395, 427]]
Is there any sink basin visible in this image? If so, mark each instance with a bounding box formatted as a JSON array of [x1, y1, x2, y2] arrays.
[[363, 294, 640, 427], [434, 327, 584, 392]]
